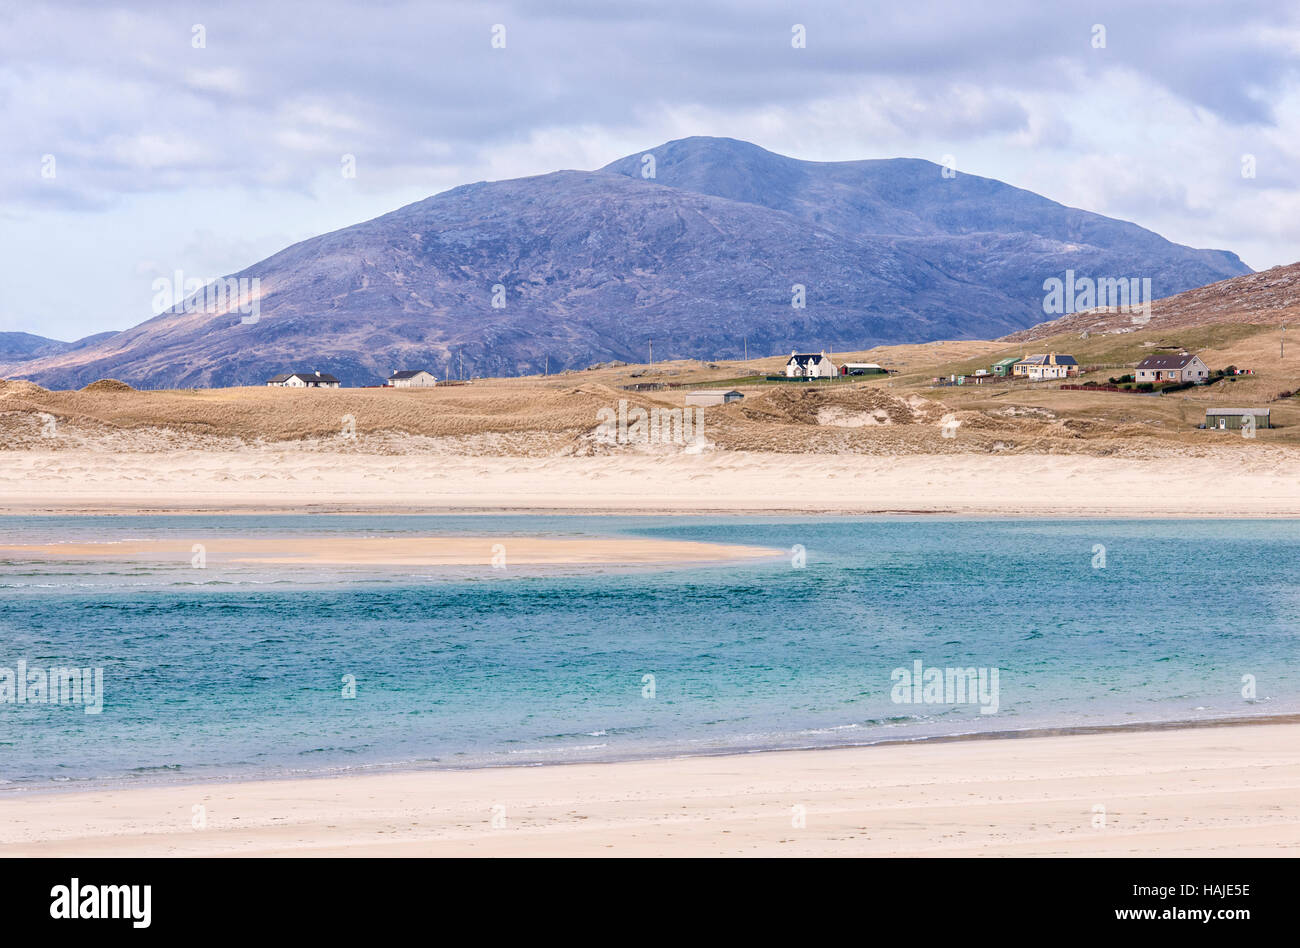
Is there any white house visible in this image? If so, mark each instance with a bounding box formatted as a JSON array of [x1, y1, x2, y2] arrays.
[[266, 371, 341, 388], [785, 351, 837, 379], [1135, 352, 1209, 384], [685, 390, 744, 407], [386, 370, 438, 388]]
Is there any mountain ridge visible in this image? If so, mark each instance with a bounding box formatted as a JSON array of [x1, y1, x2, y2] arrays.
[[2, 137, 1251, 389]]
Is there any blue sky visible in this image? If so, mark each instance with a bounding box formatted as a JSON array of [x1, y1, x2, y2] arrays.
[[2, 0, 1298, 340]]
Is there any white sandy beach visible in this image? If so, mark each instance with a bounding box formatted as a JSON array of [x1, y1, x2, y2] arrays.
[[3, 722, 1298, 857], [4, 449, 1300, 516]]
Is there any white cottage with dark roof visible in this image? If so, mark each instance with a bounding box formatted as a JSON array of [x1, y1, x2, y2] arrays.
[[785, 351, 837, 379], [266, 371, 341, 388], [385, 370, 438, 388]]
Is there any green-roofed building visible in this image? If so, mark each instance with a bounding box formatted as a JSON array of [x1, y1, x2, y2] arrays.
[[991, 357, 1020, 377]]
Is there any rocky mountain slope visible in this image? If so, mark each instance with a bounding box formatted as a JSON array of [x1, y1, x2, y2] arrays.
[[1005, 261, 1300, 342], [3, 138, 1250, 389]]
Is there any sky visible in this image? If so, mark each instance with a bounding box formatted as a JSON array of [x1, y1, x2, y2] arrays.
[[2, 0, 1298, 341]]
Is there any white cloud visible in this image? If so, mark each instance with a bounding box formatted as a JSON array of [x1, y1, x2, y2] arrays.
[[183, 67, 248, 96], [0, 0, 1298, 338]]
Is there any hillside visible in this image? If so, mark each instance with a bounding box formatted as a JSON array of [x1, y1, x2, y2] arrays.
[[5, 309, 1298, 461], [0, 332, 71, 362], [1005, 262, 1300, 342]]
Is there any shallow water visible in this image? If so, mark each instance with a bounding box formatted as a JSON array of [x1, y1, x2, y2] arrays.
[[1, 514, 1297, 789]]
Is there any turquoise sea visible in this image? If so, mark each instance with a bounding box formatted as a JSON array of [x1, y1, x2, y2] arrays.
[[1, 515, 1298, 790]]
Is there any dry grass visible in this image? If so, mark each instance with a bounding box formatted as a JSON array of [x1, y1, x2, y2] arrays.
[[0, 380, 634, 442], [4, 324, 1299, 459]]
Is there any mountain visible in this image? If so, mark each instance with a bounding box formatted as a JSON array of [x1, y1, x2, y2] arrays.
[[0, 332, 64, 362], [0, 330, 120, 364], [602, 138, 1248, 318], [2, 137, 1251, 389]]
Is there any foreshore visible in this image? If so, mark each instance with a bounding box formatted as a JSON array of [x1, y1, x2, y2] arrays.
[[0, 535, 780, 567], [5, 450, 1300, 516], [3, 720, 1299, 857]]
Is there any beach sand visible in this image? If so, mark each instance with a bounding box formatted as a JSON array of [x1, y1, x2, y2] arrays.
[[0, 535, 780, 566], [3, 722, 1298, 857], [4, 449, 1300, 516]]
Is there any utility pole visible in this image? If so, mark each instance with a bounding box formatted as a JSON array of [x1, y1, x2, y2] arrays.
[[648, 338, 653, 369], [744, 336, 748, 371], [545, 355, 549, 377], [1282, 325, 1286, 360], [459, 351, 463, 381]]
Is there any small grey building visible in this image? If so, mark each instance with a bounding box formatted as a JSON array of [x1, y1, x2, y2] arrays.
[[1205, 408, 1271, 430], [685, 390, 744, 407]]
